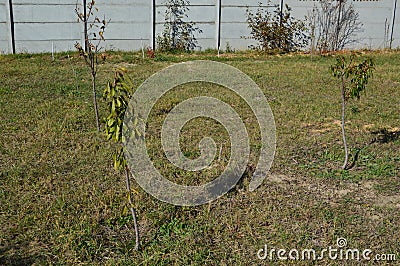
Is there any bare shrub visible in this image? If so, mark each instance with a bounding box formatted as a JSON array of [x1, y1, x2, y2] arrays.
[[308, 0, 362, 53]]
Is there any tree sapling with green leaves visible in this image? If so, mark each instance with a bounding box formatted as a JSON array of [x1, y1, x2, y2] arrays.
[[331, 54, 374, 170], [103, 69, 141, 251]]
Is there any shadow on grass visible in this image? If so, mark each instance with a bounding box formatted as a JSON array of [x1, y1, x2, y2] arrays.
[[370, 128, 400, 144], [0, 247, 37, 266], [347, 128, 400, 170]]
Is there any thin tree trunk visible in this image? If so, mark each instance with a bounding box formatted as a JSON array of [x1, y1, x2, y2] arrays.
[[341, 76, 349, 170], [83, 0, 89, 52], [92, 74, 100, 132], [125, 166, 140, 251]]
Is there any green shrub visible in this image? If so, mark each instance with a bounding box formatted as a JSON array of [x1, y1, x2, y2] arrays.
[[246, 3, 309, 53], [157, 0, 202, 52]]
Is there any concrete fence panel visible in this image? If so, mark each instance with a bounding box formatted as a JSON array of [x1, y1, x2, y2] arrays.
[[1, 0, 399, 53]]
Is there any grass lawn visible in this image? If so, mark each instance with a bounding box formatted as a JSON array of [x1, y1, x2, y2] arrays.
[[0, 50, 399, 265]]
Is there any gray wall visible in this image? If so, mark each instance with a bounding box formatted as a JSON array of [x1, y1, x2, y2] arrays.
[[0, 1, 11, 53], [1, 0, 399, 53]]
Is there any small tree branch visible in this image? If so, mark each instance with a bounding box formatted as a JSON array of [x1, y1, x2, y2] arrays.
[[125, 166, 140, 251], [341, 75, 349, 170], [92, 75, 100, 131]]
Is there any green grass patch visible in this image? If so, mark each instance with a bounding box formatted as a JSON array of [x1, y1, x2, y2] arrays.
[[0, 51, 399, 265]]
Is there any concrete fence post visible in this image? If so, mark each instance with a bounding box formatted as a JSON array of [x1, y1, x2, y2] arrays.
[[6, 0, 15, 54], [390, 0, 397, 48], [152, 0, 156, 50], [216, 0, 221, 51]]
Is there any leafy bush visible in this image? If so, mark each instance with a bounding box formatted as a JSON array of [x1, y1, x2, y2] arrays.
[[157, 0, 202, 52], [246, 3, 309, 52]]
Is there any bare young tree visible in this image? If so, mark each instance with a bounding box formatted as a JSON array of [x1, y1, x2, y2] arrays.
[[309, 0, 362, 52], [75, 0, 110, 131]]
